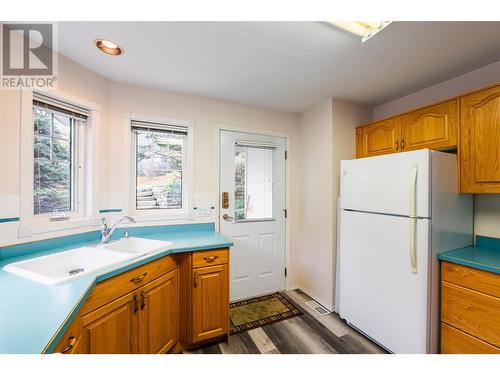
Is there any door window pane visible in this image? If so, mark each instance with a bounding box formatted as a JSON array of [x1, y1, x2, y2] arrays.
[[234, 146, 274, 220]]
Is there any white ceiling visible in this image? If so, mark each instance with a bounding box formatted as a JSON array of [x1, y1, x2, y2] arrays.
[[56, 21, 500, 113]]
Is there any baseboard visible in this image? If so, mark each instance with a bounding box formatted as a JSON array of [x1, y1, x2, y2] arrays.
[[289, 284, 335, 313]]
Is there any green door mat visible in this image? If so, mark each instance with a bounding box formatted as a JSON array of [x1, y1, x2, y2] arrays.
[[229, 292, 301, 335]]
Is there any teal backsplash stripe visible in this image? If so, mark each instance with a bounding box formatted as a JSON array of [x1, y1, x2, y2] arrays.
[[0, 217, 19, 223], [98, 209, 122, 213]]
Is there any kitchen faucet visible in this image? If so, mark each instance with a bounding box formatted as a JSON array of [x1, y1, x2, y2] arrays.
[[100, 216, 136, 244]]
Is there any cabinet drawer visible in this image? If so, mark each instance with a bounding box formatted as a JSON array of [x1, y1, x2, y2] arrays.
[[441, 261, 500, 298], [52, 314, 82, 354], [441, 281, 500, 347], [441, 322, 500, 354], [192, 248, 228, 269], [81, 254, 177, 315]]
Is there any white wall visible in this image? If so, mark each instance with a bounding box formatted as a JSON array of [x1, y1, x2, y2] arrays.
[[297, 99, 334, 309], [373, 60, 500, 239], [296, 98, 371, 310]]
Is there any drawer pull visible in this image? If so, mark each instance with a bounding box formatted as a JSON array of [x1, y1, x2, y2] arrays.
[[203, 255, 219, 263], [140, 291, 146, 310], [61, 334, 76, 354], [130, 272, 147, 283]]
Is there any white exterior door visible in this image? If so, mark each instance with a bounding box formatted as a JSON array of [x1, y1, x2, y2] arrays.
[[219, 130, 286, 301]]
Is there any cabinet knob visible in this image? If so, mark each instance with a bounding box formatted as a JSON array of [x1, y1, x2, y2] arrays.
[[140, 291, 146, 310], [133, 295, 139, 314]]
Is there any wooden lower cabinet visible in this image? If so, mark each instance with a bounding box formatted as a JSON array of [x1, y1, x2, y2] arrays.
[[192, 264, 229, 343], [52, 249, 229, 354], [440, 261, 500, 353], [82, 292, 137, 354], [137, 269, 179, 354]]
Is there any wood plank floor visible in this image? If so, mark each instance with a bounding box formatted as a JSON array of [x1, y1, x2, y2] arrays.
[[184, 289, 387, 354]]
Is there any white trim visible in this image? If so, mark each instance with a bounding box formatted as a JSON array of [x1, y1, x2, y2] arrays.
[[216, 123, 291, 138], [123, 112, 195, 222], [216, 125, 291, 293], [18, 89, 101, 238]]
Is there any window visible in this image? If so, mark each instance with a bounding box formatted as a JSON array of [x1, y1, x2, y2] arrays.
[[234, 144, 274, 221], [132, 121, 188, 211], [32, 98, 87, 216]]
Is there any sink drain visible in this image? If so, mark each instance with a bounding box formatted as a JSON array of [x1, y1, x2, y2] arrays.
[[69, 268, 84, 276]]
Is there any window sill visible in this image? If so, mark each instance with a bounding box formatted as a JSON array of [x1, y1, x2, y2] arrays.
[[18, 217, 99, 237]]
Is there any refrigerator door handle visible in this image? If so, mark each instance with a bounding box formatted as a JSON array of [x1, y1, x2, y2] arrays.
[[409, 218, 417, 274], [409, 163, 418, 274]]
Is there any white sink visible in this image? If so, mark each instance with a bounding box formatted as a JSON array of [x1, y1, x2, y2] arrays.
[[3, 237, 173, 286], [102, 237, 173, 255]]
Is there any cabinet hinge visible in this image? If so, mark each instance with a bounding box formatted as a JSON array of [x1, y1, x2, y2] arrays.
[[285, 150, 288, 160], [283, 208, 287, 218], [284, 267, 287, 277]]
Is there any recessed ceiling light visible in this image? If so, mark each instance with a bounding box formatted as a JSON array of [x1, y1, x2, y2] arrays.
[[94, 39, 124, 56], [329, 22, 392, 42]]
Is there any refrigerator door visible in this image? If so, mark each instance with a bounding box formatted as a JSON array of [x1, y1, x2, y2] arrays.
[[338, 210, 430, 353], [340, 149, 431, 218]]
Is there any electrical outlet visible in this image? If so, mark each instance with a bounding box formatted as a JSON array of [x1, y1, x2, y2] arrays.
[[196, 207, 213, 217]]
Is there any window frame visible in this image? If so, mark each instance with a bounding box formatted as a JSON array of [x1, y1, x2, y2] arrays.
[[19, 90, 101, 237], [124, 114, 194, 222], [32, 104, 85, 220]]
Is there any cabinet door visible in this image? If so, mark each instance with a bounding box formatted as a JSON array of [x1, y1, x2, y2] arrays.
[[460, 85, 500, 193], [81, 291, 138, 354], [137, 269, 179, 354], [401, 99, 458, 151], [192, 264, 229, 343], [355, 128, 363, 158], [361, 117, 401, 157]]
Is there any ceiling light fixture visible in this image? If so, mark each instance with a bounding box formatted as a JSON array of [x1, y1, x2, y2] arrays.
[[94, 39, 124, 56], [329, 21, 392, 42]]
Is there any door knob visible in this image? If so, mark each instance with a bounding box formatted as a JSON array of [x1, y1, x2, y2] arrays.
[[223, 213, 234, 221]]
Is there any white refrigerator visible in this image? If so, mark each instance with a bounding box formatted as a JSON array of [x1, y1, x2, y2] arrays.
[[338, 149, 473, 354]]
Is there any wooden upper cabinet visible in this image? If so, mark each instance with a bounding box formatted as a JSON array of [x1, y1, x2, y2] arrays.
[[460, 84, 500, 193], [137, 269, 179, 354], [191, 264, 229, 343], [361, 117, 401, 157], [400, 99, 458, 151], [355, 128, 363, 158]]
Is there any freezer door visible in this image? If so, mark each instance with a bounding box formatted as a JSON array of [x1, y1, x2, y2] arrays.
[[340, 150, 431, 217], [338, 210, 430, 354]]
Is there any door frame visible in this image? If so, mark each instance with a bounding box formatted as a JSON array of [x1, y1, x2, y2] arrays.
[[215, 125, 292, 293]]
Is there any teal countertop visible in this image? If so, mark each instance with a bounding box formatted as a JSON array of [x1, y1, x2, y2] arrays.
[[438, 235, 500, 275], [0, 223, 233, 354]]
